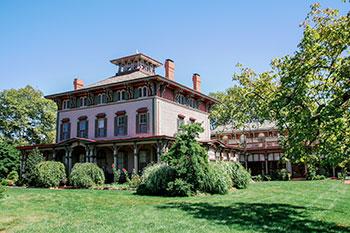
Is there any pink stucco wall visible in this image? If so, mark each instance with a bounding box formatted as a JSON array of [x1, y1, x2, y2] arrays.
[[57, 98, 154, 142]]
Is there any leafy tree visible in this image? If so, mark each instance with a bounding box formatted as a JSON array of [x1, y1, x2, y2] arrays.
[[23, 148, 44, 185], [211, 3, 350, 167], [0, 85, 57, 146], [161, 123, 210, 196], [0, 141, 20, 178]]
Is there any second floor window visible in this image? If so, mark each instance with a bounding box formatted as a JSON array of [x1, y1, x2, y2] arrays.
[[136, 111, 149, 134], [95, 116, 107, 137], [60, 120, 70, 140], [116, 90, 127, 101], [137, 86, 148, 98], [77, 120, 88, 138], [79, 97, 87, 107], [177, 115, 185, 131], [114, 115, 128, 136], [97, 94, 106, 105], [62, 100, 70, 110]]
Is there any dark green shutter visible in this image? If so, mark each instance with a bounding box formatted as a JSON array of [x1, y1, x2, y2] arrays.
[[68, 101, 71, 108], [134, 89, 139, 99], [85, 120, 89, 138], [136, 114, 139, 134], [94, 95, 98, 105], [68, 122, 71, 138], [125, 91, 129, 100], [114, 116, 118, 136], [147, 113, 150, 133], [60, 123, 63, 140], [95, 119, 98, 137], [103, 95, 106, 103], [104, 118, 107, 137], [113, 92, 118, 102], [77, 98, 81, 107], [124, 115, 128, 135], [77, 121, 80, 137]]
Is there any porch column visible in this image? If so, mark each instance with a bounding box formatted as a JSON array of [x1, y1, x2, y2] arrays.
[[85, 147, 89, 162], [68, 147, 72, 175], [333, 167, 336, 177], [65, 147, 69, 170], [286, 161, 292, 173], [156, 140, 161, 163], [52, 148, 56, 161], [133, 142, 138, 174], [244, 154, 248, 169], [265, 153, 268, 175]]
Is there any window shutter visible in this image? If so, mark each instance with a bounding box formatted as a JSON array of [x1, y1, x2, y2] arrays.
[[125, 91, 129, 100], [104, 118, 107, 137], [124, 115, 128, 135], [146, 113, 150, 133], [60, 123, 63, 140], [77, 98, 81, 107], [85, 120, 89, 138], [68, 122, 71, 138], [134, 89, 139, 99], [114, 116, 118, 136], [95, 119, 98, 137], [136, 114, 139, 134], [77, 121, 80, 137], [94, 95, 98, 105], [103, 95, 106, 103], [113, 92, 118, 102]]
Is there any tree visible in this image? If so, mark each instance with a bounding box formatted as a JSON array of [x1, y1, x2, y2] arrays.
[[0, 141, 20, 178], [0, 85, 57, 146], [161, 123, 210, 196], [211, 3, 350, 167], [23, 148, 44, 185]]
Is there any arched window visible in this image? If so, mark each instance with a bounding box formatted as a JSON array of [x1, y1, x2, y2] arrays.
[[137, 86, 148, 98], [62, 100, 69, 110], [97, 94, 106, 104]]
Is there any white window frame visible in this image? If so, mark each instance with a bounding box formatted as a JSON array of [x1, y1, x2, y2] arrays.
[[62, 100, 69, 110]]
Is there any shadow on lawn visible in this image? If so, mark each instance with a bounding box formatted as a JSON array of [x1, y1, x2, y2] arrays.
[[158, 202, 349, 233]]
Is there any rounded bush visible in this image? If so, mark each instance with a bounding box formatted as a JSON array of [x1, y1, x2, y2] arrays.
[[35, 161, 66, 187], [0, 185, 7, 199], [204, 162, 232, 194], [227, 162, 251, 189], [136, 163, 175, 195], [69, 163, 105, 188]]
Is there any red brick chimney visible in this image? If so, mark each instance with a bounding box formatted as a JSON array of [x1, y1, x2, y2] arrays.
[[192, 73, 201, 92], [73, 78, 84, 90], [164, 59, 175, 81]]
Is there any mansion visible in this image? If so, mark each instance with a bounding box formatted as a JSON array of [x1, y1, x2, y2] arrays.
[[17, 53, 237, 182]]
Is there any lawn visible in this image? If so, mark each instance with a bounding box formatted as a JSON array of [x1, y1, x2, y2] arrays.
[[1, 180, 349, 233]]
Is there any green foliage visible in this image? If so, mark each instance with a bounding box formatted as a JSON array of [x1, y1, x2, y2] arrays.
[[252, 175, 263, 182], [3, 171, 19, 186], [279, 169, 291, 181], [204, 162, 232, 194], [0, 85, 57, 146], [0, 141, 20, 178], [166, 178, 193, 197], [34, 161, 66, 187], [69, 163, 105, 188], [210, 4, 350, 167], [227, 162, 251, 189], [112, 165, 121, 183], [162, 123, 210, 196], [136, 163, 175, 195], [23, 148, 44, 185], [0, 185, 6, 199], [129, 169, 142, 188]]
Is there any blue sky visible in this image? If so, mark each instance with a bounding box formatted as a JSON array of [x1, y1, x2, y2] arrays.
[[0, 0, 348, 96]]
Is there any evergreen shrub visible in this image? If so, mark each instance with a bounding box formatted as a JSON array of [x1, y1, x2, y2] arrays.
[[35, 161, 66, 187], [23, 148, 44, 185], [204, 162, 232, 194], [0, 185, 6, 199], [227, 162, 251, 189], [69, 163, 105, 188]]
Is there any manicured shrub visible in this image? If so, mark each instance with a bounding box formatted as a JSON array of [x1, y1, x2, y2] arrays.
[[279, 168, 291, 181], [136, 163, 175, 195], [34, 161, 66, 187], [204, 162, 232, 194], [0, 141, 20, 178], [23, 148, 44, 185], [167, 178, 192, 197], [69, 163, 105, 188], [227, 162, 251, 189]]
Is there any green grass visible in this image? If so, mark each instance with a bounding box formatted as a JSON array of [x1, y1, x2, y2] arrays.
[[1, 180, 350, 232]]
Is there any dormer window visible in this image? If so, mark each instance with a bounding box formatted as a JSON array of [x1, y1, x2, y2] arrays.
[[116, 90, 127, 101], [137, 86, 148, 98], [176, 94, 185, 105], [79, 96, 87, 107], [62, 100, 70, 110], [97, 93, 106, 105]]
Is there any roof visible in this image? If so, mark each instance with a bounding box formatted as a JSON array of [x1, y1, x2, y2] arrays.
[[110, 53, 163, 67], [212, 121, 278, 134], [85, 71, 149, 88]]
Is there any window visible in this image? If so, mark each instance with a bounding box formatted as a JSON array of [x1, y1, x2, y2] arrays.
[[97, 94, 106, 105], [60, 119, 70, 140], [77, 118, 88, 138], [189, 117, 196, 124], [136, 108, 149, 134], [114, 113, 128, 136], [62, 100, 69, 110], [95, 114, 107, 137], [116, 90, 127, 101], [117, 152, 125, 171], [177, 115, 185, 131], [80, 97, 87, 107], [137, 86, 148, 98], [139, 150, 148, 171]]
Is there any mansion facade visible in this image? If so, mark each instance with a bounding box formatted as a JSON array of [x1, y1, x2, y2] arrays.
[[17, 53, 237, 182]]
